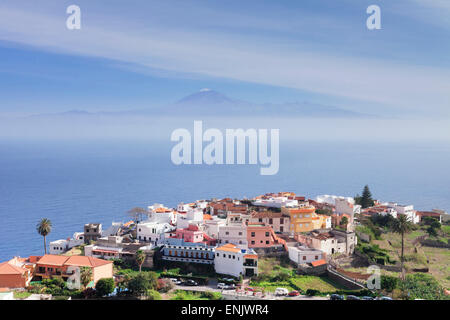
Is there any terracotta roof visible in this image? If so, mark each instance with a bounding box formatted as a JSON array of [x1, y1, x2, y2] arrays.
[[203, 214, 212, 220], [36, 254, 112, 268], [36, 254, 69, 266], [64, 255, 112, 268], [216, 243, 241, 253], [416, 211, 441, 217], [123, 221, 134, 228], [0, 262, 27, 275], [311, 259, 326, 267], [244, 254, 258, 259]]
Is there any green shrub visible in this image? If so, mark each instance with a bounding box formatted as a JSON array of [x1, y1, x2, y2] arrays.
[[146, 289, 162, 300], [305, 289, 319, 296], [95, 278, 115, 297]]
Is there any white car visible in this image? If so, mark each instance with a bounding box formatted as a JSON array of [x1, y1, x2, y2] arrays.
[[217, 283, 227, 289], [170, 278, 182, 285], [274, 288, 289, 296]]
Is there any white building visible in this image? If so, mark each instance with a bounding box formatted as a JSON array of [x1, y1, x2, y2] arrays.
[[203, 216, 226, 239], [288, 245, 324, 265], [137, 221, 175, 245], [252, 196, 298, 208], [49, 232, 85, 255], [297, 229, 357, 256], [147, 203, 176, 224], [176, 208, 204, 229], [177, 202, 196, 213], [217, 214, 248, 248], [195, 200, 209, 209], [385, 202, 419, 224], [214, 243, 258, 278]]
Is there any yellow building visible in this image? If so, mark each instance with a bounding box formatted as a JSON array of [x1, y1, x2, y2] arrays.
[[282, 206, 329, 233]]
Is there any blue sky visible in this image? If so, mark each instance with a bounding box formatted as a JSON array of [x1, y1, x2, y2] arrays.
[[0, 0, 449, 116]]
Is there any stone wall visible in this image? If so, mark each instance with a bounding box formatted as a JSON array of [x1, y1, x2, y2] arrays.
[[326, 268, 365, 290], [419, 239, 450, 248]]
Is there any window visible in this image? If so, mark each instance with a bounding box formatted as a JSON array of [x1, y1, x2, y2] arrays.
[[315, 256, 318, 259], [238, 232, 242, 236], [251, 232, 255, 237], [303, 256, 306, 260], [266, 241, 269, 244], [259, 218, 262, 222], [269, 218, 273, 224], [223, 254, 226, 257], [251, 241, 255, 245], [265, 232, 269, 237], [225, 231, 229, 235], [280, 218, 284, 224], [229, 255, 231, 258]]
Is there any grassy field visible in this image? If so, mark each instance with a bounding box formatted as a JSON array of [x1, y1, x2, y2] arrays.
[[289, 276, 345, 292], [367, 229, 449, 288], [13, 291, 32, 299], [251, 257, 344, 293], [169, 290, 222, 300]]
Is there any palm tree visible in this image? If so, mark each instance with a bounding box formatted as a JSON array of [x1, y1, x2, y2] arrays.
[[135, 250, 146, 272], [80, 266, 92, 289], [36, 218, 52, 255], [391, 214, 413, 280]]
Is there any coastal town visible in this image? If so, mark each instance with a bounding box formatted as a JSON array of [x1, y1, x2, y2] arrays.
[[1, 186, 448, 300]]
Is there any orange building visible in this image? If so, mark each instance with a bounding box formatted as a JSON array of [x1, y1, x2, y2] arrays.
[[247, 223, 286, 250], [34, 254, 113, 287], [0, 257, 34, 288], [282, 206, 330, 233]]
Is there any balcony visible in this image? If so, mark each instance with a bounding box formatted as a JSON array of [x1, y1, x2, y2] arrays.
[[243, 260, 257, 267]]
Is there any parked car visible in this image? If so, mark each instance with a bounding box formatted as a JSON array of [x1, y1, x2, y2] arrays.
[[184, 280, 198, 286], [274, 288, 289, 296], [217, 282, 226, 289], [377, 296, 393, 300], [170, 278, 182, 285], [225, 283, 236, 290], [346, 295, 360, 300], [288, 290, 300, 297], [361, 296, 374, 300], [330, 294, 344, 300]]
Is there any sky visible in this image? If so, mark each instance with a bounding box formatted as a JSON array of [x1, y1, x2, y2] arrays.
[[0, 0, 449, 118]]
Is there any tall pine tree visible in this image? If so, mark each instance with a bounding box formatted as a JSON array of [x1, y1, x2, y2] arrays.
[[360, 185, 374, 208]]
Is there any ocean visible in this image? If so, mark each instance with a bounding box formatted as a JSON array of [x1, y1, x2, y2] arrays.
[[0, 139, 449, 261]]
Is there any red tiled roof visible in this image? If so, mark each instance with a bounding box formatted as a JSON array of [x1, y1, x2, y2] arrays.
[[0, 262, 27, 275], [64, 255, 112, 268], [311, 259, 326, 267], [217, 243, 241, 253], [36, 254, 112, 268], [36, 255, 69, 266]]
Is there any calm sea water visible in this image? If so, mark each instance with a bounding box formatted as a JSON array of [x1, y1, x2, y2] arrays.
[[0, 139, 449, 261]]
